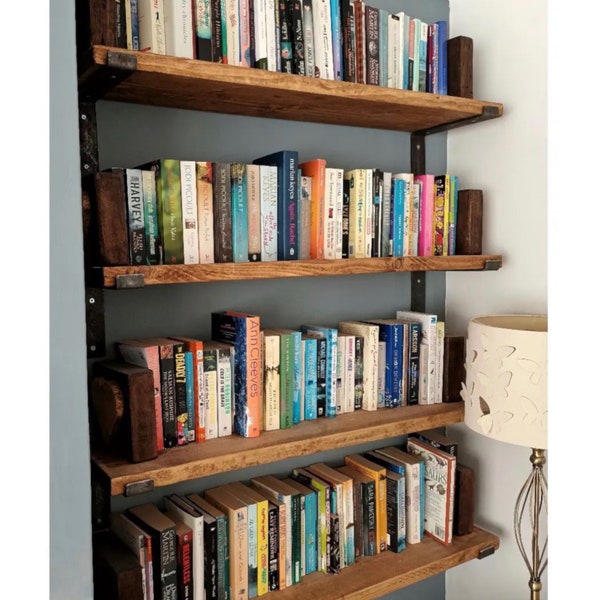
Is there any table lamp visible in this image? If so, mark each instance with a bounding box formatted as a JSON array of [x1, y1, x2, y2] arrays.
[[461, 314, 547, 600]]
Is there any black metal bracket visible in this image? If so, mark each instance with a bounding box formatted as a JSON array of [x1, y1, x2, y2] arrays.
[[410, 132, 427, 312], [411, 272, 426, 313], [116, 274, 146, 289], [478, 546, 497, 559], [482, 259, 502, 271], [86, 287, 106, 358], [78, 50, 138, 103], [90, 463, 111, 532], [124, 479, 155, 497], [414, 105, 502, 137]]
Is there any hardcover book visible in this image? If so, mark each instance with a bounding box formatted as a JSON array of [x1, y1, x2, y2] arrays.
[[253, 150, 299, 260], [406, 437, 456, 545], [211, 311, 261, 438]]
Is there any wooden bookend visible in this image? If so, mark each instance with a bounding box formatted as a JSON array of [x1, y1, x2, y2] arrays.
[[91, 361, 158, 463], [447, 36, 474, 99], [453, 464, 475, 536], [456, 189, 483, 255], [82, 172, 129, 267], [442, 335, 466, 403], [93, 531, 144, 600]]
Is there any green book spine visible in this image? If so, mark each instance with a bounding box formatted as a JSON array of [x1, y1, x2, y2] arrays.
[[279, 333, 294, 429], [159, 159, 184, 264]]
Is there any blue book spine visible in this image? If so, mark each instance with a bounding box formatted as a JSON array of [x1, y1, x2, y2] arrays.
[[303, 337, 318, 420], [418, 24, 427, 91], [246, 502, 258, 598], [402, 15, 410, 89], [301, 325, 338, 418], [436, 20, 448, 94], [379, 9, 388, 87], [330, 0, 343, 80], [390, 179, 405, 257], [254, 150, 299, 260], [130, 0, 139, 50], [289, 331, 302, 425], [231, 163, 249, 263], [304, 491, 318, 575], [184, 351, 195, 441]]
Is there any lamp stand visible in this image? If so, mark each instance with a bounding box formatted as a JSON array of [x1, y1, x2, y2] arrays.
[[514, 448, 548, 600]]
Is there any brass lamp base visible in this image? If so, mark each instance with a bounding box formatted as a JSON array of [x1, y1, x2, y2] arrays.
[[514, 448, 548, 600]]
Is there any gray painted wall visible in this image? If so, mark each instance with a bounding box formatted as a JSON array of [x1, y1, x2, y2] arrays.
[[51, 1, 449, 598]]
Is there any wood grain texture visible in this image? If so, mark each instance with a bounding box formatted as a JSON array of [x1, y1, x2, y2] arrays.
[[256, 526, 498, 599], [93, 403, 465, 495], [98, 255, 503, 287], [78, 46, 503, 132]]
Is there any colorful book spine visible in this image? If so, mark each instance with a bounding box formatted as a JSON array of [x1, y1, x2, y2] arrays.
[[341, 177, 350, 258], [223, 0, 240, 65], [153, 158, 184, 264], [448, 175, 459, 255], [203, 344, 219, 440], [436, 20, 448, 94], [238, 0, 252, 66], [333, 168, 344, 259], [277, 330, 295, 429], [313, 335, 327, 418], [141, 168, 160, 264], [183, 350, 195, 442], [172, 340, 190, 445], [196, 161, 215, 264], [262, 330, 281, 431], [125, 168, 147, 265], [254, 150, 299, 260], [277, 0, 293, 73], [194, 0, 212, 60], [299, 174, 312, 260], [298, 158, 326, 259], [353, 334, 364, 409], [415, 173, 434, 256], [390, 175, 405, 257], [259, 164, 278, 262], [365, 5, 379, 85], [212, 162, 233, 263], [410, 177, 421, 256], [302, 335, 318, 420], [330, 0, 343, 79], [379, 7, 388, 89], [353, 0, 365, 83], [247, 164, 262, 262], [433, 174, 447, 256], [180, 159, 200, 264], [231, 163, 249, 263]]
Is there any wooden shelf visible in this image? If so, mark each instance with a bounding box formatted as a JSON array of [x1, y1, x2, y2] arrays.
[[269, 526, 499, 599], [93, 403, 465, 496], [95, 255, 502, 288], [78, 46, 503, 133]]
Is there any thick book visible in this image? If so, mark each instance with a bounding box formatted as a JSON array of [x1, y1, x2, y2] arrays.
[[259, 164, 278, 261], [92, 530, 145, 600], [126, 503, 178, 600], [253, 150, 299, 260], [298, 158, 327, 259], [196, 161, 215, 264], [123, 168, 148, 266], [109, 512, 153, 600], [364, 4, 379, 85], [406, 436, 456, 545], [180, 159, 200, 264], [212, 162, 233, 263], [164, 494, 205, 600], [338, 321, 378, 411], [138, 0, 167, 54], [115, 339, 165, 453], [172, 340, 191, 445], [91, 360, 158, 463], [300, 324, 337, 418], [140, 168, 160, 264], [211, 311, 261, 438], [186, 493, 229, 600], [163, 0, 194, 57], [343, 453, 387, 554], [203, 486, 249, 600]]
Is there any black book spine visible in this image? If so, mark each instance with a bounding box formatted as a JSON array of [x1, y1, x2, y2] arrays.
[[328, 513, 341, 573], [290, 0, 306, 75], [204, 520, 219, 600], [210, 0, 223, 61], [279, 0, 293, 73], [342, 177, 350, 258], [371, 169, 383, 257], [352, 478, 363, 560], [353, 335, 364, 410], [268, 504, 280, 591], [315, 337, 327, 417], [159, 344, 178, 448], [172, 341, 189, 445], [115, 0, 127, 48]]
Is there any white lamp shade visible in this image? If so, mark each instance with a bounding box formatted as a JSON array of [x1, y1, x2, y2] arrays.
[[461, 315, 547, 449]]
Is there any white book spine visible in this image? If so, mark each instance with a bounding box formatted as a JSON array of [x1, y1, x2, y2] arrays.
[[410, 180, 421, 256], [254, 0, 268, 65], [334, 168, 344, 259], [303, 0, 316, 77], [323, 168, 337, 259], [217, 349, 233, 436], [163, 0, 194, 58], [344, 335, 355, 413], [396, 12, 406, 89], [260, 165, 278, 261], [196, 162, 215, 264], [388, 14, 399, 88], [364, 169, 373, 258], [263, 333, 280, 431], [377, 340, 386, 408], [138, 0, 167, 53], [265, 0, 278, 70], [225, 0, 241, 65], [205, 358, 219, 439], [435, 321, 445, 403], [336, 337, 347, 414], [180, 160, 200, 264], [312, 0, 334, 80]]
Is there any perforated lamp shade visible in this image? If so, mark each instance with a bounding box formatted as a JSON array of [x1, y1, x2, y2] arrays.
[[461, 315, 547, 450]]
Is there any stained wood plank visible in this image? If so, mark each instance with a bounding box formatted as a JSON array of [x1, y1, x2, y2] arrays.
[[98, 255, 502, 288], [270, 527, 499, 599], [93, 403, 464, 495], [79, 46, 503, 132]]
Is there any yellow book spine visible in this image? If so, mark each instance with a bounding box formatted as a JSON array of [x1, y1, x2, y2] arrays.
[[256, 499, 269, 596]]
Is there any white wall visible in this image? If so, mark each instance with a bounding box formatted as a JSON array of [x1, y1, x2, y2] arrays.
[[445, 1, 548, 599]]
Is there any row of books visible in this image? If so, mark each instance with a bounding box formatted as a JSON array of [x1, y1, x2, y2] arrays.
[[112, 308, 445, 456], [110, 1, 448, 93], [108, 152, 459, 267], [101, 430, 462, 600]]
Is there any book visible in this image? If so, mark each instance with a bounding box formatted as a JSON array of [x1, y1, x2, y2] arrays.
[[201, 341, 219, 440], [394, 318, 421, 406], [92, 530, 145, 600], [352, 0, 365, 83], [290, 0, 306, 75], [336, 333, 354, 414], [329, 0, 342, 79], [163, 0, 194, 57], [212, 162, 233, 263], [300, 324, 337, 418], [406, 436, 456, 545], [164, 494, 205, 600], [253, 150, 299, 260], [196, 161, 215, 264], [373, 446, 424, 544], [193, 0, 212, 60], [203, 485, 249, 600], [412, 428, 458, 457], [137, 158, 184, 264], [138, 0, 167, 54], [414, 173, 434, 257], [126, 503, 178, 600], [211, 311, 261, 438], [299, 174, 312, 260], [344, 168, 367, 258], [343, 453, 386, 554], [141, 168, 160, 264], [266, 500, 280, 591], [298, 158, 326, 259], [124, 167, 148, 265], [302, 0, 316, 77], [109, 511, 153, 600], [230, 163, 249, 263], [312, 0, 334, 79], [170, 336, 205, 442], [302, 334, 318, 420], [186, 493, 228, 600], [172, 339, 191, 445], [433, 174, 448, 256], [340, 0, 355, 83], [215, 341, 234, 437], [337, 321, 378, 411], [262, 329, 293, 429], [259, 164, 278, 261], [209, 0, 223, 61], [180, 159, 200, 264], [238, 0, 252, 66], [115, 338, 165, 453], [341, 176, 350, 257], [436, 20, 448, 94], [271, 328, 302, 425], [353, 334, 364, 410], [252, 0, 268, 68], [183, 349, 196, 442], [172, 515, 194, 600], [246, 163, 262, 262], [364, 5, 379, 85], [262, 329, 281, 431]]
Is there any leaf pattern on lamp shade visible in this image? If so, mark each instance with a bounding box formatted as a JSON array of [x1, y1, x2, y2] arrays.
[[477, 396, 513, 435]]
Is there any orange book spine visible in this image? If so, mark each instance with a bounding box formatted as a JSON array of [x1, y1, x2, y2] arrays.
[[299, 159, 327, 259]]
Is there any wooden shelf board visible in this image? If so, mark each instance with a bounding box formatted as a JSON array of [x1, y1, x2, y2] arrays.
[[79, 46, 503, 132], [271, 526, 499, 599], [93, 403, 465, 496], [97, 255, 502, 288]]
